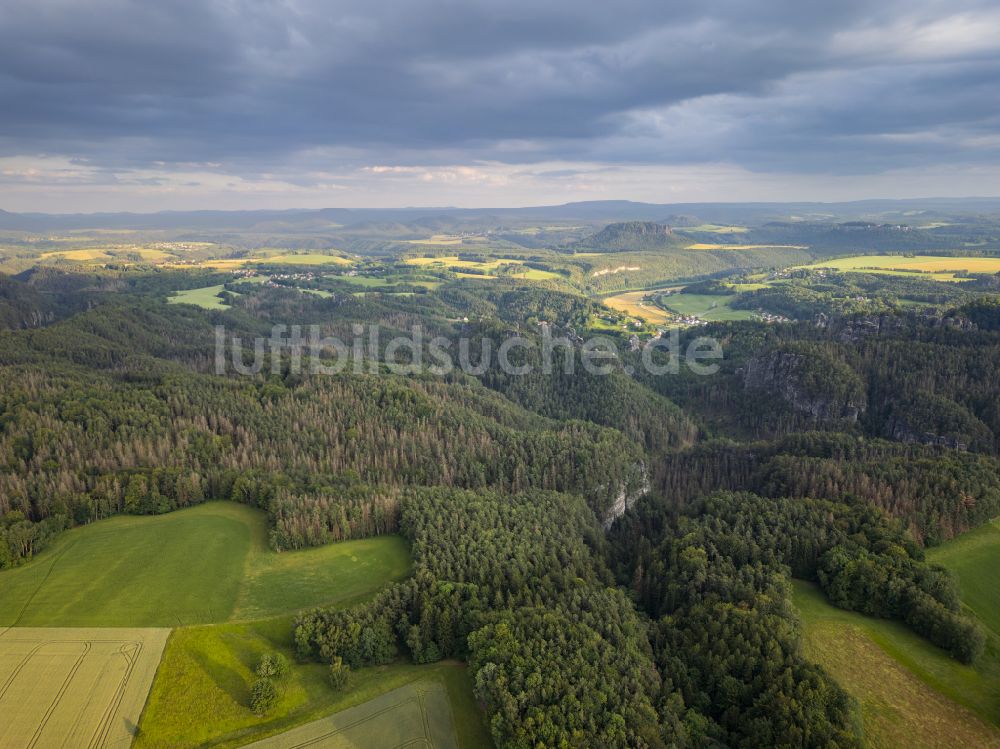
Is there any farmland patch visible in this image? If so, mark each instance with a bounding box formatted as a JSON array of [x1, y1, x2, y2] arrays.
[[0, 627, 169, 749]]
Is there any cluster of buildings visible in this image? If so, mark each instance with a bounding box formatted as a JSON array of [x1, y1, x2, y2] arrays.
[[673, 315, 709, 327], [752, 311, 792, 324]]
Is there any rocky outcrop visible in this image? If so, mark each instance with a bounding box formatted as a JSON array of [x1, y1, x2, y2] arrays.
[[742, 349, 865, 422], [834, 314, 904, 343], [831, 310, 973, 344], [0, 276, 57, 330], [882, 392, 991, 452], [917, 308, 976, 331], [602, 463, 650, 529], [576, 222, 676, 251], [887, 417, 969, 451]]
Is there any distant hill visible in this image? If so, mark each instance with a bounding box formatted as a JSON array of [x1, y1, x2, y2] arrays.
[[660, 214, 703, 227], [2, 197, 1000, 234], [573, 221, 680, 251], [747, 221, 944, 251]]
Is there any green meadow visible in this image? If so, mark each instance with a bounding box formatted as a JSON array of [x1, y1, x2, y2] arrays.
[[241, 680, 459, 749], [403, 255, 514, 270], [510, 266, 562, 281], [794, 561, 1000, 747], [0, 500, 491, 747], [0, 502, 412, 627], [659, 291, 754, 322], [257, 253, 352, 266], [168, 283, 233, 309], [234, 533, 412, 620], [928, 518, 1000, 637], [403, 254, 561, 281], [340, 274, 442, 290], [136, 615, 490, 749]]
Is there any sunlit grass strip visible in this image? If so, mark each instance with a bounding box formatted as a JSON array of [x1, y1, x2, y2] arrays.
[[793, 580, 1000, 740], [240, 680, 458, 749]]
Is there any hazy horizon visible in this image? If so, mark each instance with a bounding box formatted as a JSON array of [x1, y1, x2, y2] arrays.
[[4, 194, 1000, 218]]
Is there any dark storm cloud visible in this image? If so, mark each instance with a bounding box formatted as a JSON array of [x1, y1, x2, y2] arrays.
[[1, 0, 999, 179]]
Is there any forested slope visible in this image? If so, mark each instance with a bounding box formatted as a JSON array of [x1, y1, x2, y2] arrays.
[[1, 264, 999, 748]]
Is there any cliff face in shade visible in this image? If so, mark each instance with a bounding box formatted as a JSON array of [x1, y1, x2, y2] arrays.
[[883, 392, 993, 452], [0, 275, 56, 330]]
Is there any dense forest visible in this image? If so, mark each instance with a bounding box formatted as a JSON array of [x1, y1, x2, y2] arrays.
[[1, 261, 998, 747], [730, 271, 999, 320]]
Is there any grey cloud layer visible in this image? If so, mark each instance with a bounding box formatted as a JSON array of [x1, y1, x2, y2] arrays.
[[1, 0, 999, 178]]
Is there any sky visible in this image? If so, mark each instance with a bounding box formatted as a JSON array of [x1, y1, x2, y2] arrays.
[[1, 0, 1000, 212]]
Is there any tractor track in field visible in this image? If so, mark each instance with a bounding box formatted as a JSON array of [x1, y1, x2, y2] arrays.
[[11, 539, 79, 627]]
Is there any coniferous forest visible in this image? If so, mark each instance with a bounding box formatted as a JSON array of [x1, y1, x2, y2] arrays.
[[1, 246, 999, 747]]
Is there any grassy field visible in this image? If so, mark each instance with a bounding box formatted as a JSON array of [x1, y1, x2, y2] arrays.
[[257, 253, 352, 266], [39, 247, 175, 264], [795, 254, 1000, 281], [170, 280, 344, 307], [0, 502, 412, 627], [403, 255, 561, 282], [241, 680, 458, 748], [925, 517, 1000, 727], [601, 287, 755, 326], [0, 627, 169, 749], [0, 503, 253, 626], [793, 581, 1000, 747], [174, 253, 352, 271], [659, 292, 754, 322], [233, 534, 412, 620], [586, 314, 626, 332], [168, 284, 232, 309], [602, 290, 672, 325], [39, 248, 114, 262], [404, 255, 516, 270], [513, 266, 562, 281], [136, 616, 491, 749], [339, 274, 442, 290], [928, 518, 1000, 636]]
